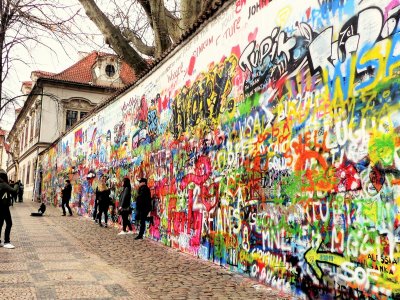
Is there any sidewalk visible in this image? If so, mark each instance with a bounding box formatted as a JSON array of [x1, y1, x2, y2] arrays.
[[0, 202, 293, 299]]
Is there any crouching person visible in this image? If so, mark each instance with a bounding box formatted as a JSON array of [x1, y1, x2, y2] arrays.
[[31, 203, 46, 216]]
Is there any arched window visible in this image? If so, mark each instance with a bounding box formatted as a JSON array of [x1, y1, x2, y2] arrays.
[[21, 166, 25, 184], [21, 132, 24, 151], [25, 123, 29, 145], [26, 163, 31, 185], [30, 112, 35, 140]]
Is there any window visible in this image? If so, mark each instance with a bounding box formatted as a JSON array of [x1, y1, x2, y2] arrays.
[[35, 110, 40, 137], [21, 132, 24, 151], [30, 113, 35, 140], [66, 110, 88, 130], [21, 166, 25, 184], [66, 110, 78, 130], [25, 123, 29, 147], [105, 64, 116, 77], [26, 163, 30, 185], [80, 111, 88, 119], [32, 160, 36, 184]]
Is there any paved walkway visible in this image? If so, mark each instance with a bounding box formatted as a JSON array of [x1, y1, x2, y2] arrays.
[[0, 202, 293, 299]]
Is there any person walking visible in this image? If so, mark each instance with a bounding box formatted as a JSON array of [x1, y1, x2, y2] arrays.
[[61, 180, 73, 216], [96, 176, 110, 227], [0, 169, 18, 249], [135, 178, 152, 240], [118, 178, 133, 235]]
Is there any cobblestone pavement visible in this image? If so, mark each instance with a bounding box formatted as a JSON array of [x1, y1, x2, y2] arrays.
[[0, 202, 295, 299]]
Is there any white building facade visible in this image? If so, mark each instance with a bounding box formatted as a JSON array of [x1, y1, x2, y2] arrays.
[[7, 51, 135, 201]]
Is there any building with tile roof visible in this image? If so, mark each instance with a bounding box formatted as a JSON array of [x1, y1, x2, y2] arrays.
[[6, 51, 137, 201]]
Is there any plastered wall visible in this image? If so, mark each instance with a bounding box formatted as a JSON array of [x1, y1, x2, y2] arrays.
[[40, 0, 400, 298]]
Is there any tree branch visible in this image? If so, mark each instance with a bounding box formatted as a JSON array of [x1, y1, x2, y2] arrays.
[[122, 28, 155, 57], [78, 0, 148, 74]]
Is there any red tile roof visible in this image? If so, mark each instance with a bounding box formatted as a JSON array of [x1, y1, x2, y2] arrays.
[[35, 51, 136, 87], [4, 143, 10, 153], [33, 71, 55, 77], [0, 129, 7, 136]]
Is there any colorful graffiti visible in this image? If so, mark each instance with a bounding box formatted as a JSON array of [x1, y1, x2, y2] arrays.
[[39, 0, 400, 298]]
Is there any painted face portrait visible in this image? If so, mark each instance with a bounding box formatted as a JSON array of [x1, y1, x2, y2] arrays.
[[369, 133, 395, 167], [346, 130, 369, 163]]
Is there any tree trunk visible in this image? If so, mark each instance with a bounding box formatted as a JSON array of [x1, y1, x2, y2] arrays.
[[149, 0, 172, 58], [137, 0, 183, 46], [180, 0, 202, 30], [78, 0, 148, 74]]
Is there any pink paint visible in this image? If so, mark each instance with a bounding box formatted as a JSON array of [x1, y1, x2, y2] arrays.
[[385, 0, 400, 19], [248, 27, 258, 42]]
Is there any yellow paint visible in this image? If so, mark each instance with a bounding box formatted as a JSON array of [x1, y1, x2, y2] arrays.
[[276, 6, 292, 27]]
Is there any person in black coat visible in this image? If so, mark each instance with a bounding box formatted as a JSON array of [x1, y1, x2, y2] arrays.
[[96, 176, 111, 227], [135, 177, 152, 240], [118, 178, 133, 235], [0, 169, 18, 249], [17, 180, 23, 202], [61, 180, 73, 216]]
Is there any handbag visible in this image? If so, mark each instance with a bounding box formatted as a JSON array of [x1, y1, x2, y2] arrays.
[[118, 207, 132, 214]]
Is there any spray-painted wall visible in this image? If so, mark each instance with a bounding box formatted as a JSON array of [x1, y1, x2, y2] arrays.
[[40, 0, 400, 298]]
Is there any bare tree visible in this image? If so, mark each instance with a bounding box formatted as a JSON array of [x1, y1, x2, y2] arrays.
[[78, 0, 220, 74]]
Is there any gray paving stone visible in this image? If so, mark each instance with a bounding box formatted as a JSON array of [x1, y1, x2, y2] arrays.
[[0, 202, 294, 300]]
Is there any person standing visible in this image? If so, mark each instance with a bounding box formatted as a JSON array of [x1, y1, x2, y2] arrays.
[[0, 169, 18, 249], [17, 180, 24, 202], [96, 176, 110, 227], [92, 190, 98, 222], [8, 180, 15, 206], [61, 180, 73, 216], [118, 178, 133, 235], [135, 178, 152, 240]]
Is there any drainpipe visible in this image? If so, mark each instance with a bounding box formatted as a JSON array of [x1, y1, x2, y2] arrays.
[[30, 84, 44, 201], [38, 84, 44, 143], [35, 85, 44, 201]]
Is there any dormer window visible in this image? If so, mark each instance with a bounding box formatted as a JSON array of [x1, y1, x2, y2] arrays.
[[92, 55, 124, 87], [105, 64, 116, 77]]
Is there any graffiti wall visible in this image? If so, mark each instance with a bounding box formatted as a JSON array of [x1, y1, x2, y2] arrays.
[[40, 0, 400, 298]]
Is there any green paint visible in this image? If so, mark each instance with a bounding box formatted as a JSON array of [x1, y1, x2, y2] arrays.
[[238, 92, 261, 116]]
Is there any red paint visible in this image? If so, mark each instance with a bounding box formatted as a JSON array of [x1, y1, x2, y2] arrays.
[[248, 27, 258, 42], [188, 56, 196, 76], [231, 45, 241, 58], [306, 7, 311, 20]]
